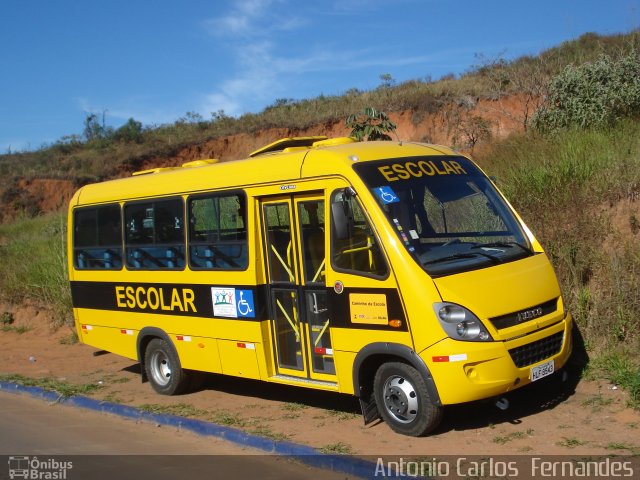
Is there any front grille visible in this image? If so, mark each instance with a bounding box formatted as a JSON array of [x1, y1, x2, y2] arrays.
[[508, 331, 564, 368], [490, 298, 558, 330]]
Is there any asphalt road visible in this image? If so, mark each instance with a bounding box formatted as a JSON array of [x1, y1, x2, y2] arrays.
[[0, 391, 352, 480]]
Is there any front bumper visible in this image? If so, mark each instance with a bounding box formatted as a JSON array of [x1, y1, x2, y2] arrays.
[[420, 312, 573, 405]]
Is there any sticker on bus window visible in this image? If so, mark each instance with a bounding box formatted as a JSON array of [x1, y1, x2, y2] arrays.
[[373, 186, 399, 204], [349, 293, 389, 325]]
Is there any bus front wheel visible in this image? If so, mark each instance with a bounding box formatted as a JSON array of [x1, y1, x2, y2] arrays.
[[144, 338, 190, 395], [374, 362, 443, 436]]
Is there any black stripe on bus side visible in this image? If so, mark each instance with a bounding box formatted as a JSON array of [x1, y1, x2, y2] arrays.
[[70, 281, 269, 321], [70, 281, 408, 331]]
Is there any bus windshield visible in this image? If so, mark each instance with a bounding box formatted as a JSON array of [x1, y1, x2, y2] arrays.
[[354, 155, 533, 277]]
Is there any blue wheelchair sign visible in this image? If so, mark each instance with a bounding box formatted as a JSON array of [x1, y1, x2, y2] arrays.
[[374, 186, 399, 204], [236, 289, 255, 318]]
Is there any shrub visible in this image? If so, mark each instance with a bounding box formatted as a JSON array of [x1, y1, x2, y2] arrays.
[[346, 107, 397, 141], [533, 52, 640, 132]]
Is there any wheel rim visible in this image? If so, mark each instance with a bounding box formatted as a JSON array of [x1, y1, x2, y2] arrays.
[[149, 350, 172, 386], [382, 375, 419, 424]]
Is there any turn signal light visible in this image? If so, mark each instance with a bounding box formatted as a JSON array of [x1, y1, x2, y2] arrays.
[[388, 319, 402, 328]]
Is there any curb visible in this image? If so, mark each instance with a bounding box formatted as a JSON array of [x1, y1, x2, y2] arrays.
[[0, 381, 376, 478]]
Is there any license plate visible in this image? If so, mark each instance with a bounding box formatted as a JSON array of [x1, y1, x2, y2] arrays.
[[531, 359, 554, 382]]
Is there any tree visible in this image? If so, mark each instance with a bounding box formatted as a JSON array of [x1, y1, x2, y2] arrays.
[[113, 118, 144, 143], [83, 110, 113, 142], [378, 73, 395, 88], [451, 115, 493, 153], [346, 107, 397, 141]]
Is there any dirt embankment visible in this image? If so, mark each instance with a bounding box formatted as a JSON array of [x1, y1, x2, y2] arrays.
[[1, 302, 639, 457], [1, 94, 528, 221]]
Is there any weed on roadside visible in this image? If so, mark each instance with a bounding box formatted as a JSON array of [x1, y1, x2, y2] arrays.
[[319, 442, 354, 455], [0, 373, 101, 397], [557, 437, 588, 448], [249, 425, 290, 441], [210, 411, 246, 427], [326, 409, 359, 421], [493, 429, 534, 444], [282, 402, 308, 412], [138, 403, 209, 418], [606, 442, 638, 453], [581, 393, 614, 412], [1, 324, 31, 334], [59, 331, 78, 345]]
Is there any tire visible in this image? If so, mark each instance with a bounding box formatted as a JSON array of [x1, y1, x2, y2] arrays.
[[144, 338, 190, 395], [374, 361, 443, 436]]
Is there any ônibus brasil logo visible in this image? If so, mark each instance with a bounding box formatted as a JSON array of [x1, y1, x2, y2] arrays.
[[8, 456, 73, 479]]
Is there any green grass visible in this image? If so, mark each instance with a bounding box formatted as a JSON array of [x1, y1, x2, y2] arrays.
[[319, 442, 354, 455], [606, 442, 638, 453], [326, 409, 359, 421], [1, 324, 32, 334], [492, 429, 534, 444], [0, 213, 71, 326], [477, 120, 640, 396], [557, 437, 589, 448], [282, 402, 309, 412], [581, 394, 614, 412], [249, 425, 290, 441], [588, 353, 640, 409], [138, 403, 210, 418], [0, 373, 102, 397], [59, 330, 79, 345], [210, 411, 247, 427]]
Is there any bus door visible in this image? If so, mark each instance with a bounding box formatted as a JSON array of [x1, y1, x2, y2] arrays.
[[261, 194, 336, 382]]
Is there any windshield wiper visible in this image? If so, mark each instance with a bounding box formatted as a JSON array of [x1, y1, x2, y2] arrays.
[[471, 241, 533, 255], [423, 252, 494, 266]]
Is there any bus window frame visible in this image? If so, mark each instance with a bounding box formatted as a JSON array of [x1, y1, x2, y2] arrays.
[[72, 203, 124, 271], [123, 196, 187, 271], [186, 189, 249, 272], [329, 188, 390, 281]]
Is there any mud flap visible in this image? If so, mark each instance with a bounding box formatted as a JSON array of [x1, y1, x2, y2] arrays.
[[359, 394, 380, 425]]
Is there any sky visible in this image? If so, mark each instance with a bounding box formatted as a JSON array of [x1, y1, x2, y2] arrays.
[[0, 0, 638, 152]]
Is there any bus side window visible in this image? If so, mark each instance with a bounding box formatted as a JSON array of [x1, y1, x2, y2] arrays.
[[330, 190, 388, 277], [73, 204, 123, 270], [124, 198, 185, 270], [188, 192, 248, 270]]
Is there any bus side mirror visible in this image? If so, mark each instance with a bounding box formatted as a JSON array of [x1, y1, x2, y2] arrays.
[[331, 188, 356, 240], [331, 201, 351, 240]]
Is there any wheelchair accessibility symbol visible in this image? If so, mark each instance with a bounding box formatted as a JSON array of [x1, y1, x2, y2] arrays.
[[374, 186, 400, 204], [236, 290, 255, 318]]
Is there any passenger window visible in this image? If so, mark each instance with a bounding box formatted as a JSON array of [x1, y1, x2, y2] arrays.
[[73, 204, 123, 270], [298, 200, 325, 284], [124, 198, 185, 270], [331, 190, 387, 277], [188, 193, 248, 270]]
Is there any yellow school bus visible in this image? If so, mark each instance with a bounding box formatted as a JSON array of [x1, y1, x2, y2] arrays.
[[68, 136, 573, 436]]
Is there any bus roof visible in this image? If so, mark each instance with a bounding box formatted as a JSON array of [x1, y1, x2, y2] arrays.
[[71, 138, 457, 206]]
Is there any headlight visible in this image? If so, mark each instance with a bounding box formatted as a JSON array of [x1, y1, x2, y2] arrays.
[[433, 302, 493, 342]]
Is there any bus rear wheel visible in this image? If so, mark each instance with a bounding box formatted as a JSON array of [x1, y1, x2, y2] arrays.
[[144, 338, 191, 395], [374, 362, 443, 437]]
